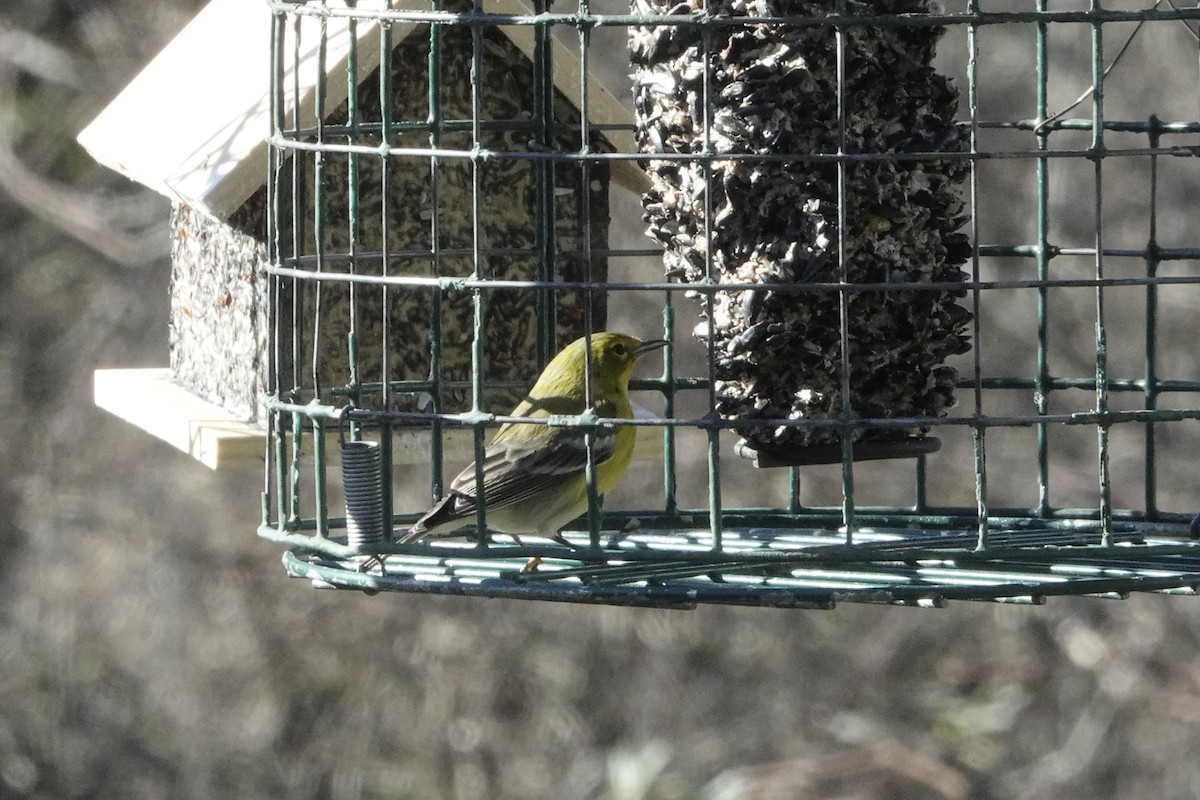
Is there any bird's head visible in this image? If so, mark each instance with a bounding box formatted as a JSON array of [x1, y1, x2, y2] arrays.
[[587, 332, 668, 392], [533, 332, 668, 402]]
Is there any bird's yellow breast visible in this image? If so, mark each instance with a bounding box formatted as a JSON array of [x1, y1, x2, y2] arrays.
[[595, 422, 638, 496]]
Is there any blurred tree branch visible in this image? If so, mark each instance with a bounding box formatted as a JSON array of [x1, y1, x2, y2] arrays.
[[0, 19, 80, 87], [0, 133, 166, 267], [0, 36, 166, 269]]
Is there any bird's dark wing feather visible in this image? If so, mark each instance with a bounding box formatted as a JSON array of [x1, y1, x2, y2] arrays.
[[400, 426, 618, 541], [457, 425, 618, 502]]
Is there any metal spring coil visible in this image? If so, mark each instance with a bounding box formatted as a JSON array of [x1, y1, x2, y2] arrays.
[[341, 440, 385, 548]]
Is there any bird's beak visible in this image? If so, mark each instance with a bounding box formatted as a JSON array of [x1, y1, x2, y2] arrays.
[[635, 339, 669, 358]]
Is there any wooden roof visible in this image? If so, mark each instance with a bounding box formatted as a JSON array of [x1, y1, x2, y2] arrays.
[[78, 0, 643, 222]]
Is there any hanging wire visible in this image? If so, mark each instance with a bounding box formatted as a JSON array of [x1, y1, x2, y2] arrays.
[[1034, 0, 1187, 135]]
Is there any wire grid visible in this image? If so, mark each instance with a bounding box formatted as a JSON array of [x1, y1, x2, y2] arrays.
[[259, 0, 1200, 608]]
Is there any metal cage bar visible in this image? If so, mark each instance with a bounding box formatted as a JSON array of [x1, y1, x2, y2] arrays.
[[259, 0, 1200, 608]]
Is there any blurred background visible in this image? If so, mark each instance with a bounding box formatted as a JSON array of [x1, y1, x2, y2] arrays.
[[4, 0, 1200, 798]]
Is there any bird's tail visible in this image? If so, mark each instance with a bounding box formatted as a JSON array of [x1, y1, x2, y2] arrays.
[[395, 493, 459, 544]]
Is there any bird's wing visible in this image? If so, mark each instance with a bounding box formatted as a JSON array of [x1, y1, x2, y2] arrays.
[[454, 424, 620, 506], [400, 427, 619, 541]]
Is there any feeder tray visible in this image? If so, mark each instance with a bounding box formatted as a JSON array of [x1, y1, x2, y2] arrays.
[[734, 436, 942, 468], [269, 519, 1200, 610]]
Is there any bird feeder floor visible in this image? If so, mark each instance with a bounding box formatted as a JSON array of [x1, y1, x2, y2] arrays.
[[270, 522, 1200, 609]]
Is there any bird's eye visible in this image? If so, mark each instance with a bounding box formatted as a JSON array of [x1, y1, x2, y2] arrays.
[[612, 343, 628, 357]]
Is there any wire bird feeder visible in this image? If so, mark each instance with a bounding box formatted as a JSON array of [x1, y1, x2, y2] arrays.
[[260, 0, 1200, 609]]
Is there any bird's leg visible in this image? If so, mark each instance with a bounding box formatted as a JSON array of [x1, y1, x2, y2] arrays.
[[551, 533, 588, 551], [511, 533, 546, 573], [521, 532, 591, 573]]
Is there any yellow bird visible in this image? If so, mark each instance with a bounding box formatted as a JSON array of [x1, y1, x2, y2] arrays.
[[398, 332, 667, 545]]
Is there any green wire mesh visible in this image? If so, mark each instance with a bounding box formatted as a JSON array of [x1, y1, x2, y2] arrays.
[[259, 0, 1200, 608]]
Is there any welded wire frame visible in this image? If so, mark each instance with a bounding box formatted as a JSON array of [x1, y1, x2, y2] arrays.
[[260, 0, 1200, 608]]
